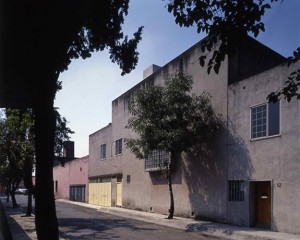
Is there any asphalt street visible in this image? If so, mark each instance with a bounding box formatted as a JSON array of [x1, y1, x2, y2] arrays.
[[14, 195, 217, 240], [56, 201, 218, 240]]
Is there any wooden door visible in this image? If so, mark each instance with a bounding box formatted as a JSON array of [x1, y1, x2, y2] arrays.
[[98, 182, 112, 207], [255, 181, 271, 227], [116, 181, 122, 207], [88, 182, 112, 207]]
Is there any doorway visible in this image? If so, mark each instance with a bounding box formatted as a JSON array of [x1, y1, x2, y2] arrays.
[[251, 181, 271, 229]]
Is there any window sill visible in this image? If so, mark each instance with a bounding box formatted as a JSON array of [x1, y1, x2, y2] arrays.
[[115, 153, 123, 157], [145, 167, 162, 172], [250, 134, 281, 142], [100, 158, 106, 161]]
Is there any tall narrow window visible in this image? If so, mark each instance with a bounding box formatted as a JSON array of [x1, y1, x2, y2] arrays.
[[251, 101, 280, 139], [115, 138, 122, 155], [100, 144, 106, 160], [55, 181, 58, 193]]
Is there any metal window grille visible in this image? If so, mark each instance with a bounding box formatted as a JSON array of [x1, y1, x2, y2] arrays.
[[69, 185, 85, 202], [115, 139, 122, 155], [229, 180, 245, 202], [145, 150, 170, 170], [100, 144, 106, 159]]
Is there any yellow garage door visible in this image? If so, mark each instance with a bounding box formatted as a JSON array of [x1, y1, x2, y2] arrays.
[[116, 181, 122, 207], [88, 182, 111, 207], [88, 183, 97, 205]]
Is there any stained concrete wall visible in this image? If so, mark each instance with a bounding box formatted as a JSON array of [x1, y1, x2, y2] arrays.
[[53, 163, 69, 200], [53, 155, 89, 202], [89, 39, 229, 220], [227, 61, 300, 234], [88, 37, 300, 234], [89, 123, 124, 178]]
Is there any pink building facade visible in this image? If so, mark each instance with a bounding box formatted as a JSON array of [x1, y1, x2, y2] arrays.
[[53, 155, 89, 202]]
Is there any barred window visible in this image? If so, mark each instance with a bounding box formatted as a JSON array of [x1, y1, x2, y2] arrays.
[[229, 180, 245, 202], [145, 150, 170, 171], [100, 144, 106, 160], [115, 138, 122, 155]]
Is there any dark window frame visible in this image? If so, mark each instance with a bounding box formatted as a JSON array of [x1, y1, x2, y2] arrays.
[[115, 138, 123, 155], [100, 144, 106, 160]]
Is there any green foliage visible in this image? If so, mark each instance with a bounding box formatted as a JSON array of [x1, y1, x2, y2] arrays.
[[0, 109, 33, 194], [126, 72, 221, 219], [0, 108, 74, 186], [167, 0, 300, 102], [4, 1, 143, 78], [54, 109, 75, 157], [126, 72, 221, 159], [167, 0, 281, 74], [268, 48, 300, 102]]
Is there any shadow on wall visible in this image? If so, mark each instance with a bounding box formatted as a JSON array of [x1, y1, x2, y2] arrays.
[[182, 123, 253, 222], [149, 167, 182, 185], [226, 120, 254, 180]]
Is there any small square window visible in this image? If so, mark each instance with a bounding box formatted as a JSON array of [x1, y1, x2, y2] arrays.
[[100, 144, 106, 160]]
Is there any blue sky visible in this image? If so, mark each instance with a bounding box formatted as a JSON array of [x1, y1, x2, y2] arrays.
[[55, 0, 300, 157]]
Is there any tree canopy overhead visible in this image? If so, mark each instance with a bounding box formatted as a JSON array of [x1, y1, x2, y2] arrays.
[[1, 0, 143, 106], [166, 0, 300, 102], [167, 0, 281, 74], [1, 2, 144, 239]]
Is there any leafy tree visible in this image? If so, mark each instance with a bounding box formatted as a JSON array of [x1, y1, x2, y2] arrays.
[[0, 109, 29, 208], [268, 49, 300, 102], [166, 0, 299, 101], [54, 108, 75, 158], [3, 2, 143, 239], [126, 73, 221, 219], [0, 108, 73, 215]]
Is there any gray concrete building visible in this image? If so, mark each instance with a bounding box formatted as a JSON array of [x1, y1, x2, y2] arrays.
[[88, 36, 300, 234]]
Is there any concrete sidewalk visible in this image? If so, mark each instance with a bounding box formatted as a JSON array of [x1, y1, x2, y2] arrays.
[[1, 199, 36, 240], [2, 198, 300, 240]]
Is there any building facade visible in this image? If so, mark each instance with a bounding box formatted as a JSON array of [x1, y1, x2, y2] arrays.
[[53, 155, 89, 203], [88, 36, 300, 234]]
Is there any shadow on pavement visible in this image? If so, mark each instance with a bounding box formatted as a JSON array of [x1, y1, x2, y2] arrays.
[[58, 217, 157, 239], [1, 197, 34, 240]]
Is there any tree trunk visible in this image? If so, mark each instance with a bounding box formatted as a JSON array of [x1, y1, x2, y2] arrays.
[[23, 156, 34, 216], [11, 182, 20, 208], [26, 192, 33, 216], [10, 191, 18, 208], [6, 186, 10, 203], [33, 98, 59, 240], [167, 169, 174, 219]]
